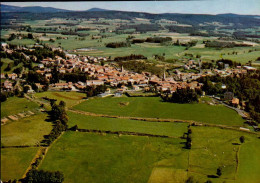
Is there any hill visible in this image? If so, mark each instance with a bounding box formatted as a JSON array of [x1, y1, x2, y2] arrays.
[[0, 4, 71, 13]]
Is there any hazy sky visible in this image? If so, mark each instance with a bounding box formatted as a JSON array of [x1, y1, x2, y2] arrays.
[[2, 0, 260, 15]]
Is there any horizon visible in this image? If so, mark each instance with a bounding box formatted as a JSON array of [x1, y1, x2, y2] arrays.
[[1, 0, 260, 16]]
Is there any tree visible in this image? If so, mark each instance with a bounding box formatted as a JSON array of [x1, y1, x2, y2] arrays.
[[28, 33, 34, 39], [240, 136, 245, 144], [23, 85, 30, 93], [216, 167, 222, 177], [0, 93, 7, 102]]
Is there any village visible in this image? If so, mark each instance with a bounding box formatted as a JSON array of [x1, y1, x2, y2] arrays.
[[1, 42, 257, 105]]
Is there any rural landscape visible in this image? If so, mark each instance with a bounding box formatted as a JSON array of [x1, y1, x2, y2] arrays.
[[1, 1, 260, 183]]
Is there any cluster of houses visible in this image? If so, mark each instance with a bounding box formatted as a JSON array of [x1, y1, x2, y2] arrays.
[[1, 43, 257, 97]]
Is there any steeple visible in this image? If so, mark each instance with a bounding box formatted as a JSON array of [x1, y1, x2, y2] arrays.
[[163, 69, 166, 81]]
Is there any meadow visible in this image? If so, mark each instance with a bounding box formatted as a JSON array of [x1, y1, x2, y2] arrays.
[[68, 111, 188, 137], [1, 96, 39, 118], [1, 113, 53, 146], [39, 131, 189, 183], [33, 91, 86, 107], [1, 147, 39, 181], [188, 126, 260, 183], [73, 96, 245, 125]]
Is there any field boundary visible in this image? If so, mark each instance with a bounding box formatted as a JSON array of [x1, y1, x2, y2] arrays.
[[75, 128, 180, 138], [68, 109, 259, 136]]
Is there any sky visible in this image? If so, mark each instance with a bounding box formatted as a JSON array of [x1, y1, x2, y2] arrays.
[[2, 0, 260, 15]]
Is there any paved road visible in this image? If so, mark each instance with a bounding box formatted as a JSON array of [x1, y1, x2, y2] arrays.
[[211, 97, 248, 118]]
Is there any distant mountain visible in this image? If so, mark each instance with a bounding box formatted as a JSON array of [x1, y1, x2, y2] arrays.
[[1, 4, 71, 13], [86, 8, 111, 12], [217, 13, 260, 18]]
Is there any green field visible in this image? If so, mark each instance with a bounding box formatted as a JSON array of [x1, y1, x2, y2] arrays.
[[68, 111, 188, 137], [188, 126, 260, 183], [33, 91, 86, 107], [1, 96, 39, 118], [1, 147, 38, 181], [1, 113, 52, 146], [73, 96, 245, 125], [236, 136, 260, 183], [40, 131, 188, 183]]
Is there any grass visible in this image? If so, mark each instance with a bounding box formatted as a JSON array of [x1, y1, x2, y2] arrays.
[[1, 96, 39, 118], [188, 126, 259, 183], [33, 91, 86, 107], [1, 147, 38, 181], [68, 111, 188, 137], [236, 136, 260, 183], [0, 58, 23, 74], [73, 96, 245, 125], [40, 131, 188, 183], [1, 113, 53, 146]]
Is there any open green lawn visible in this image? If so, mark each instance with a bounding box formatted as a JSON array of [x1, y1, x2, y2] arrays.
[[1, 147, 38, 181], [1, 113, 53, 146], [68, 111, 188, 137], [40, 131, 188, 183], [73, 96, 245, 125], [33, 91, 86, 107], [1, 96, 39, 118]]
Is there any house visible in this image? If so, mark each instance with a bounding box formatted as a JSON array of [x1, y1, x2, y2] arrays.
[[133, 85, 140, 91], [86, 80, 104, 86], [45, 73, 52, 80], [38, 64, 44, 69], [2, 80, 13, 91], [231, 98, 239, 107], [8, 73, 17, 80], [1, 74, 6, 79]]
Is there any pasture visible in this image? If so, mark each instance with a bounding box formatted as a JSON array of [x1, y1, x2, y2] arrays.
[[188, 126, 260, 183], [1, 113, 52, 146], [33, 91, 86, 107], [1, 96, 39, 118], [1, 147, 39, 181], [39, 131, 188, 183], [73, 96, 245, 125], [68, 111, 188, 137]]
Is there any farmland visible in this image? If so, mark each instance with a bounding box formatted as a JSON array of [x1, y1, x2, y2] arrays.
[[67, 111, 188, 137], [1, 113, 53, 146], [38, 126, 260, 183], [1, 96, 39, 118], [1, 4, 260, 183], [2, 15, 260, 64], [33, 91, 86, 107], [1, 147, 39, 181], [73, 96, 245, 125], [39, 131, 189, 183]]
